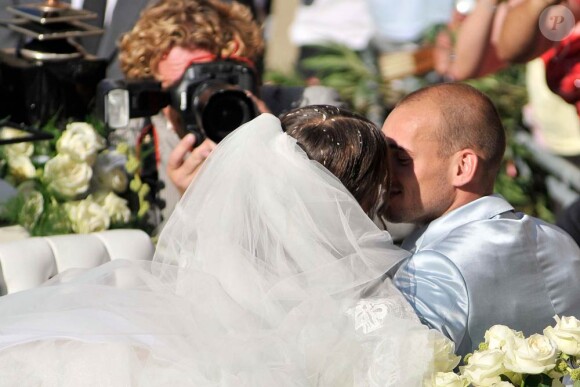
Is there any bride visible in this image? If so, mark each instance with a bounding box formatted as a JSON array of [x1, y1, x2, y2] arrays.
[[0, 106, 458, 386]]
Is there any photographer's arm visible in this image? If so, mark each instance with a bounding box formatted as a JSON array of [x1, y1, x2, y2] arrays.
[[167, 134, 216, 195]]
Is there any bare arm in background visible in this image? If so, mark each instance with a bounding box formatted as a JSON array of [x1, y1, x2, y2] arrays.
[[453, 0, 514, 80], [497, 0, 569, 63]]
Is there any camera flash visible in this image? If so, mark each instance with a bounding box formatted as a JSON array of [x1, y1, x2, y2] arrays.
[[105, 89, 130, 128]]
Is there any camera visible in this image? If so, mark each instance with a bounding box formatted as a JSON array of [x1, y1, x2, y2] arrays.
[[97, 60, 259, 144]]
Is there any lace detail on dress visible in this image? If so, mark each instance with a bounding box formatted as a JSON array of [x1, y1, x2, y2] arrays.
[[344, 294, 427, 386], [347, 299, 392, 334], [347, 293, 419, 335]]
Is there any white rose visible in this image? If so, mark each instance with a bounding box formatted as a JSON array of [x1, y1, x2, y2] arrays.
[[504, 334, 557, 375], [490, 382, 515, 387], [56, 122, 105, 164], [8, 155, 36, 180], [544, 315, 580, 356], [431, 332, 462, 372], [93, 152, 128, 193], [460, 349, 507, 386], [95, 192, 131, 224], [65, 199, 110, 234], [485, 325, 524, 351], [429, 372, 469, 387], [44, 154, 92, 199], [0, 127, 34, 159]]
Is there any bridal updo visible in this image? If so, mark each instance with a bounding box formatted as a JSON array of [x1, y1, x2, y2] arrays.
[[281, 105, 390, 217]]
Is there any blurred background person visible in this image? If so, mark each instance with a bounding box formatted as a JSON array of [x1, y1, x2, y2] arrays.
[[439, 0, 580, 155], [433, 0, 511, 81], [497, 0, 580, 117]]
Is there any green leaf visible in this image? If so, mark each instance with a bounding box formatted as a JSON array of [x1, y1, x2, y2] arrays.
[[263, 71, 305, 87], [521, 373, 553, 387], [321, 73, 357, 90], [301, 55, 355, 72]]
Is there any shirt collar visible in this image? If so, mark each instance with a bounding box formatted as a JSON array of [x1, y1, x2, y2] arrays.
[[404, 194, 514, 251]]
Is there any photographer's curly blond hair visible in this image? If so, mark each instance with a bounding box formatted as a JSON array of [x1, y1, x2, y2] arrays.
[[119, 0, 264, 79]]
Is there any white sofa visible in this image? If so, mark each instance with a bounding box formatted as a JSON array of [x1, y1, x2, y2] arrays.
[[0, 229, 155, 296]]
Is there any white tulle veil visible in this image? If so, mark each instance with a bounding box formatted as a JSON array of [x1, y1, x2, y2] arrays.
[[0, 113, 439, 386]]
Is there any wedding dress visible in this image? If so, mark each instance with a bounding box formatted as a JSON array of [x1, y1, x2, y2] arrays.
[[0, 114, 445, 386]]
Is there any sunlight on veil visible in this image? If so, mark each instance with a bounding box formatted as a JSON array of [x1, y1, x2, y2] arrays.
[[0, 113, 444, 386]]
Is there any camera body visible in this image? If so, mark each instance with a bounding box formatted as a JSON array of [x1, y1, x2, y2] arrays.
[[97, 60, 259, 144]]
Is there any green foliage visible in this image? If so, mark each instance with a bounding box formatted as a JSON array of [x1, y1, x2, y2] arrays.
[[467, 66, 555, 222], [298, 44, 389, 114], [263, 70, 305, 87], [265, 44, 555, 222]]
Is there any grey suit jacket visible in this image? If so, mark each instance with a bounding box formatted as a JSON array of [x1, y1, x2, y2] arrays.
[[0, 0, 19, 50], [82, 0, 153, 78], [393, 194, 580, 357]]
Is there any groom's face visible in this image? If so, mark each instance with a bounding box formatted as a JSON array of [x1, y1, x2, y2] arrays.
[[381, 102, 455, 224]]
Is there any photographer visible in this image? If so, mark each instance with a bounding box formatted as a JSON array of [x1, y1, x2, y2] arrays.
[[116, 0, 265, 223]]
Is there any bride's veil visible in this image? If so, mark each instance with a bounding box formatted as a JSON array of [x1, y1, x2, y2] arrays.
[[154, 113, 409, 302], [0, 113, 438, 386], [148, 113, 434, 384]]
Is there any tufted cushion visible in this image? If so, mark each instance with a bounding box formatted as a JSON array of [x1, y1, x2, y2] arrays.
[[0, 229, 155, 296]]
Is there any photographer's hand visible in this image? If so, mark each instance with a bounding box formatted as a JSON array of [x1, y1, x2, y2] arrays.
[[167, 134, 216, 195], [246, 91, 271, 114]]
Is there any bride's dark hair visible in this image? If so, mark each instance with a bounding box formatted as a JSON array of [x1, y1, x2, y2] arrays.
[[281, 105, 390, 217]]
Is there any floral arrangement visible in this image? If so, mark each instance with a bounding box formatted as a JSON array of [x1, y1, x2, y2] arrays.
[[0, 121, 153, 236], [430, 315, 580, 387]]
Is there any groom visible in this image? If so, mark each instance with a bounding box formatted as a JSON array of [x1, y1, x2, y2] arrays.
[[382, 82, 580, 356]]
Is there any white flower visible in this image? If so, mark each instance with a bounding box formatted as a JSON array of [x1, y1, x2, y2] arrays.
[[0, 127, 34, 159], [44, 154, 92, 199], [461, 349, 507, 386], [56, 122, 105, 164], [431, 332, 461, 372], [504, 334, 557, 375], [544, 315, 580, 356], [429, 372, 469, 387], [490, 382, 514, 387], [65, 199, 110, 234], [93, 152, 128, 193], [485, 325, 524, 351], [8, 155, 36, 180], [95, 192, 131, 224]]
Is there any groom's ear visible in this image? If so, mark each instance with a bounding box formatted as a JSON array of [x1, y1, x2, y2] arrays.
[[451, 149, 479, 188]]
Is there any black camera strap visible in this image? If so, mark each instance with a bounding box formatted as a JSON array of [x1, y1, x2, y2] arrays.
[[0, 122, 53, 145]]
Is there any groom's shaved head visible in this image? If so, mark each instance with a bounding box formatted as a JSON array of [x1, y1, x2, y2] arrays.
[[382, 83, 505, 223], [398, 83, 506, 179]]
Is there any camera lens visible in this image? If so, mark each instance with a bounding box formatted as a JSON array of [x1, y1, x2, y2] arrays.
[[196, 83, 257, 143]]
